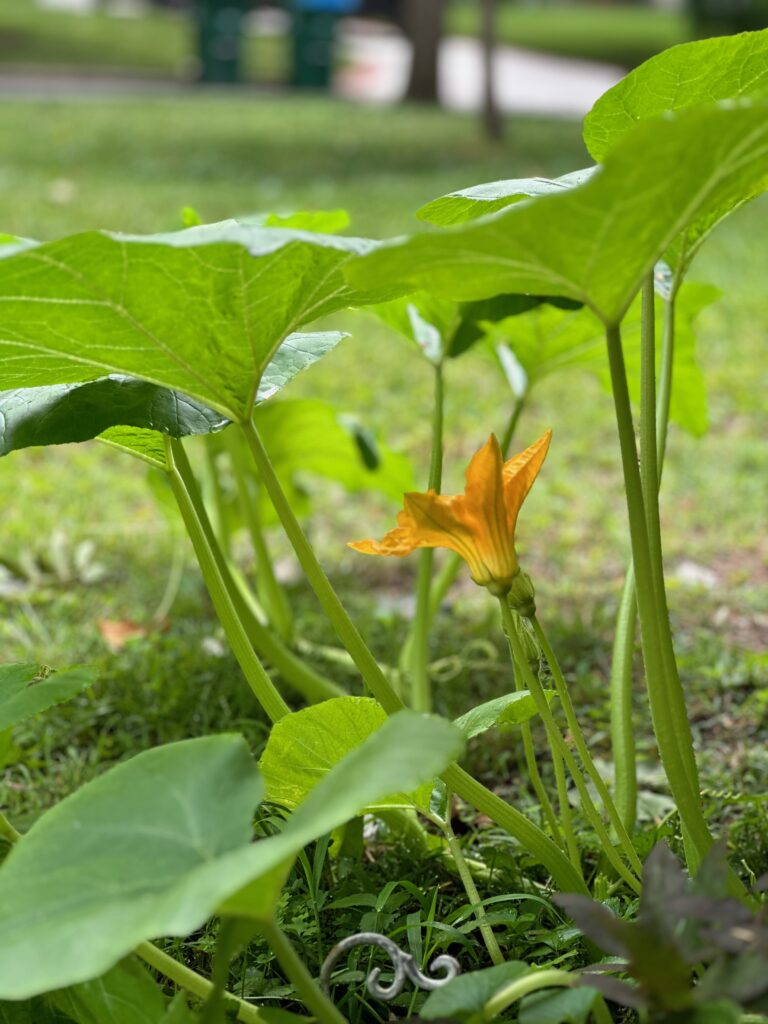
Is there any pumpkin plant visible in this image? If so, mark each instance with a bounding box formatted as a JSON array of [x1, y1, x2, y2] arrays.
[[0, 27, 766, 1024]]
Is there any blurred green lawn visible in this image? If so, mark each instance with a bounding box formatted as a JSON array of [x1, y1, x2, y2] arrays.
[[0, 0, 692, 78], [0, 94, 766, 841]]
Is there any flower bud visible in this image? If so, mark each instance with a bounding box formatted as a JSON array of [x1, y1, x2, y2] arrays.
[[507, 570, 536, 619]]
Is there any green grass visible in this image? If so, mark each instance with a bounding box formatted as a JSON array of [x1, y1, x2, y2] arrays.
[[449, 1, 696, 67], [0, 0, 286, 79], [0, 0, 697, 78]]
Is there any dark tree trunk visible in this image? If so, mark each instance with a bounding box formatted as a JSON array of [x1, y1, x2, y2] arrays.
[[402, 0, 445, 103], [481, 0, 502, 140]]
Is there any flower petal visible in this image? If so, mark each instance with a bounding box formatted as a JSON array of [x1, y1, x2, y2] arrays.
[[502, 430, 552, 533], [347, 528, 419, 557]]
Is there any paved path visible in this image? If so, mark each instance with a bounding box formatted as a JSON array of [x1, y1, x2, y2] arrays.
[[336, 22, 624, 118]]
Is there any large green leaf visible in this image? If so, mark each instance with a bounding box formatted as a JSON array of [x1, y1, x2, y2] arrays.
[[0, 332, 344, 459], [483, 280, 716, 436], [0, 735, 262, 999], [0, 222, 389, 421], [421, 962, 530, 1021], [584, 30, 768, 162], [98, 426, 171, 469], [0, 663, 96, 732], [249, 398, 414, 504], [365, 292, 458, 364], [0, 713, 462, 999], [259, 697, 437, 812], [0, 377, 226, 458], [222, 709, 464, 920], [418, 168, 595, 227], [47, 959, 174, 1024], [347, 102, 768, 327], [453, 690, 556, 740], [365, 292, 551, 365], [519, 986, 600, 1024]]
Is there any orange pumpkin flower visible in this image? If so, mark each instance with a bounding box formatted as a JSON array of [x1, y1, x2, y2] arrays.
[[349, 430, 552, 597]]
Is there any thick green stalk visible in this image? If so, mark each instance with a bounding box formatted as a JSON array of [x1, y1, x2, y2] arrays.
[[170, 440, 343, 704], [639, 296, 700, 797], [610, 566, 639, 831], [611, 288, 678, 832], [532, 615, 643, 878], [442, 763, 588, 893], [501, 602, 640, 893], [201, 437, 232, 558], [242, 418, 588, 893], [440, 809, 504, 965], [241, 419, 402, 713], [260, 919, 347, 1024], [167, 438, 290, 724], [225, 559, 345, 703], [640, 275, 660, 550], [604, 325, 712, 868], [225, 431, 294, 643], [136, 940, 264, 1023], [411, 364, 445, 711]]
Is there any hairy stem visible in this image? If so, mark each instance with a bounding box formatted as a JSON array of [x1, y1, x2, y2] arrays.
[[500, 601, 640, 893], [411, 363, 445, 711], [532, 615, 643, 877], [551, 738, 581, 872], [509, 648, 563, 846], [136, 940, 265, 1023]]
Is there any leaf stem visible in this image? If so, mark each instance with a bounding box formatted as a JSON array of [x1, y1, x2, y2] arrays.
[[604, 324, 713, 869], [611, 285, 679, 833], [499, 394, 527, 456], [201, 437, 232, 558], [260, 918, 347, 1024], [166, 437, 290, 724], [411, 363, 445, 712], [0, 811, 21, 844], [500, 601, 640, 893], [225, 430, 294, 643], [440, 800, 504, 966], [136, 940, 265, 1023], [169, 439, 343, 704], [482, 968, 574, 1020], [609, 567, 639, 832], [509, 649, 564, 848], [551, 736, 581, 872], [531, 615, 643, 877], [242, 418, 588, 893]]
